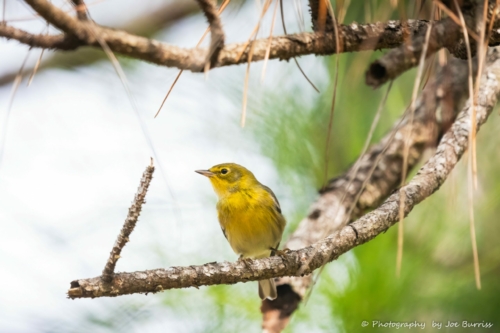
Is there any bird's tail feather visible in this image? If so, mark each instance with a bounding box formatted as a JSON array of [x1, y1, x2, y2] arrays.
[[258, 278, 277, 300]]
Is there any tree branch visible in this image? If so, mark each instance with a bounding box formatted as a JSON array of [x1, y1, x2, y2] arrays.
[[24, 0, 86, 37], [261, 56, 475, 332], [67, 48, 500, 299], [195, 0, 225, 70], [0, 0, 199, 87], [366, 0, 500, 88], [6, 1, 460, 72], [366, 17, 459, 88], [101, 161, 155, 283], [0, 23, 80, 50]]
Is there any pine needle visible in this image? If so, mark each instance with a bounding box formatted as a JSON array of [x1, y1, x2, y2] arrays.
[[453, 0, 481, 290], [235, 0, 272, 62], [155, 0, 231, 118], [293, 0, 305, 32], [323, 0, 340, 187], [261, 0, 279, 83], [240, 0, 275, 127], [27, 49, 45, 86], [433, 0, 480, 41], [241, 40, 256, 128], [0, 51, 31, 168], [27, 23, 49, 87], [279, 0, 319, 92], [397, 3, 435, 278]]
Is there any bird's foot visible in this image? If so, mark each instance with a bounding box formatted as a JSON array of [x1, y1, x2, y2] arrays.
[[271, 247, 291, 257], [238, 255, 253, 267]]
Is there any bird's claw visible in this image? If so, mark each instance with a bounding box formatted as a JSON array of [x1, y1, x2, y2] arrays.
[[271, 247, 291, 257], [238, 256, 253, 267]]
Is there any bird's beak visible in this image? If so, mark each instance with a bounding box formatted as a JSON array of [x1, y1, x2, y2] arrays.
[[195, 169, 215, 177]]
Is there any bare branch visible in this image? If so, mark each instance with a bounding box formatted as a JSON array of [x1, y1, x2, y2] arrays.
[[5, 3, 445, 72], [0, 23, 80, 49], [101, 161, 155, 283], [67, 48, 500, 299]]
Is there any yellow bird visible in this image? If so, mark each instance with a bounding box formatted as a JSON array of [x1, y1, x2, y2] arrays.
[[196, 163, 286, 300]]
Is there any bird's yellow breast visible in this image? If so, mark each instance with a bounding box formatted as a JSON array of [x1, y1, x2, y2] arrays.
[[216, 188, 285, 259]]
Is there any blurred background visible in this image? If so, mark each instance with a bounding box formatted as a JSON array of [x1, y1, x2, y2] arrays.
[[1, 1, 499, 332]]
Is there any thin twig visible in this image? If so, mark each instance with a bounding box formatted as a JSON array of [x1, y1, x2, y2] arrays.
[[101, 160, 155, 283]]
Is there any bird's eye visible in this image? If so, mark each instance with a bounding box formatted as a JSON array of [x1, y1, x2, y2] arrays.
[[221, 168, 228, 175]]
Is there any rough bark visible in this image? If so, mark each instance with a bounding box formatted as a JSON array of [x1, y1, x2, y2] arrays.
[[2, 0, 468, 72], [68, 48, 500, 300], [101, 162, 155, 283], [261, 56, 475, 332], [366, 0, 500, 88]]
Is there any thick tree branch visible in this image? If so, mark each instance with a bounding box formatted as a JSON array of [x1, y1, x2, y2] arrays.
[[0, 1, 199, 87], [261, 57, 475, 332], [5, 2, 463, 73], [101, 161, 155, 283], [67, 48, 500, 299], [13, 0, 500, 75], [366, 0, 500, 88]]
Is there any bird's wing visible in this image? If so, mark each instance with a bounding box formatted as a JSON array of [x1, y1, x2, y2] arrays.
[[221, 226, 228, 240], [261, 185, 282, 214]]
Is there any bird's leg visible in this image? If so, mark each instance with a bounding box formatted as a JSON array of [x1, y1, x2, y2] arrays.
[[270, 247, 291, 257], [238, 255, 253, 267]]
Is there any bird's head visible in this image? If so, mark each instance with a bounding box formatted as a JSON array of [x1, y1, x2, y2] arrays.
[[196, 163, 256, 198]]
